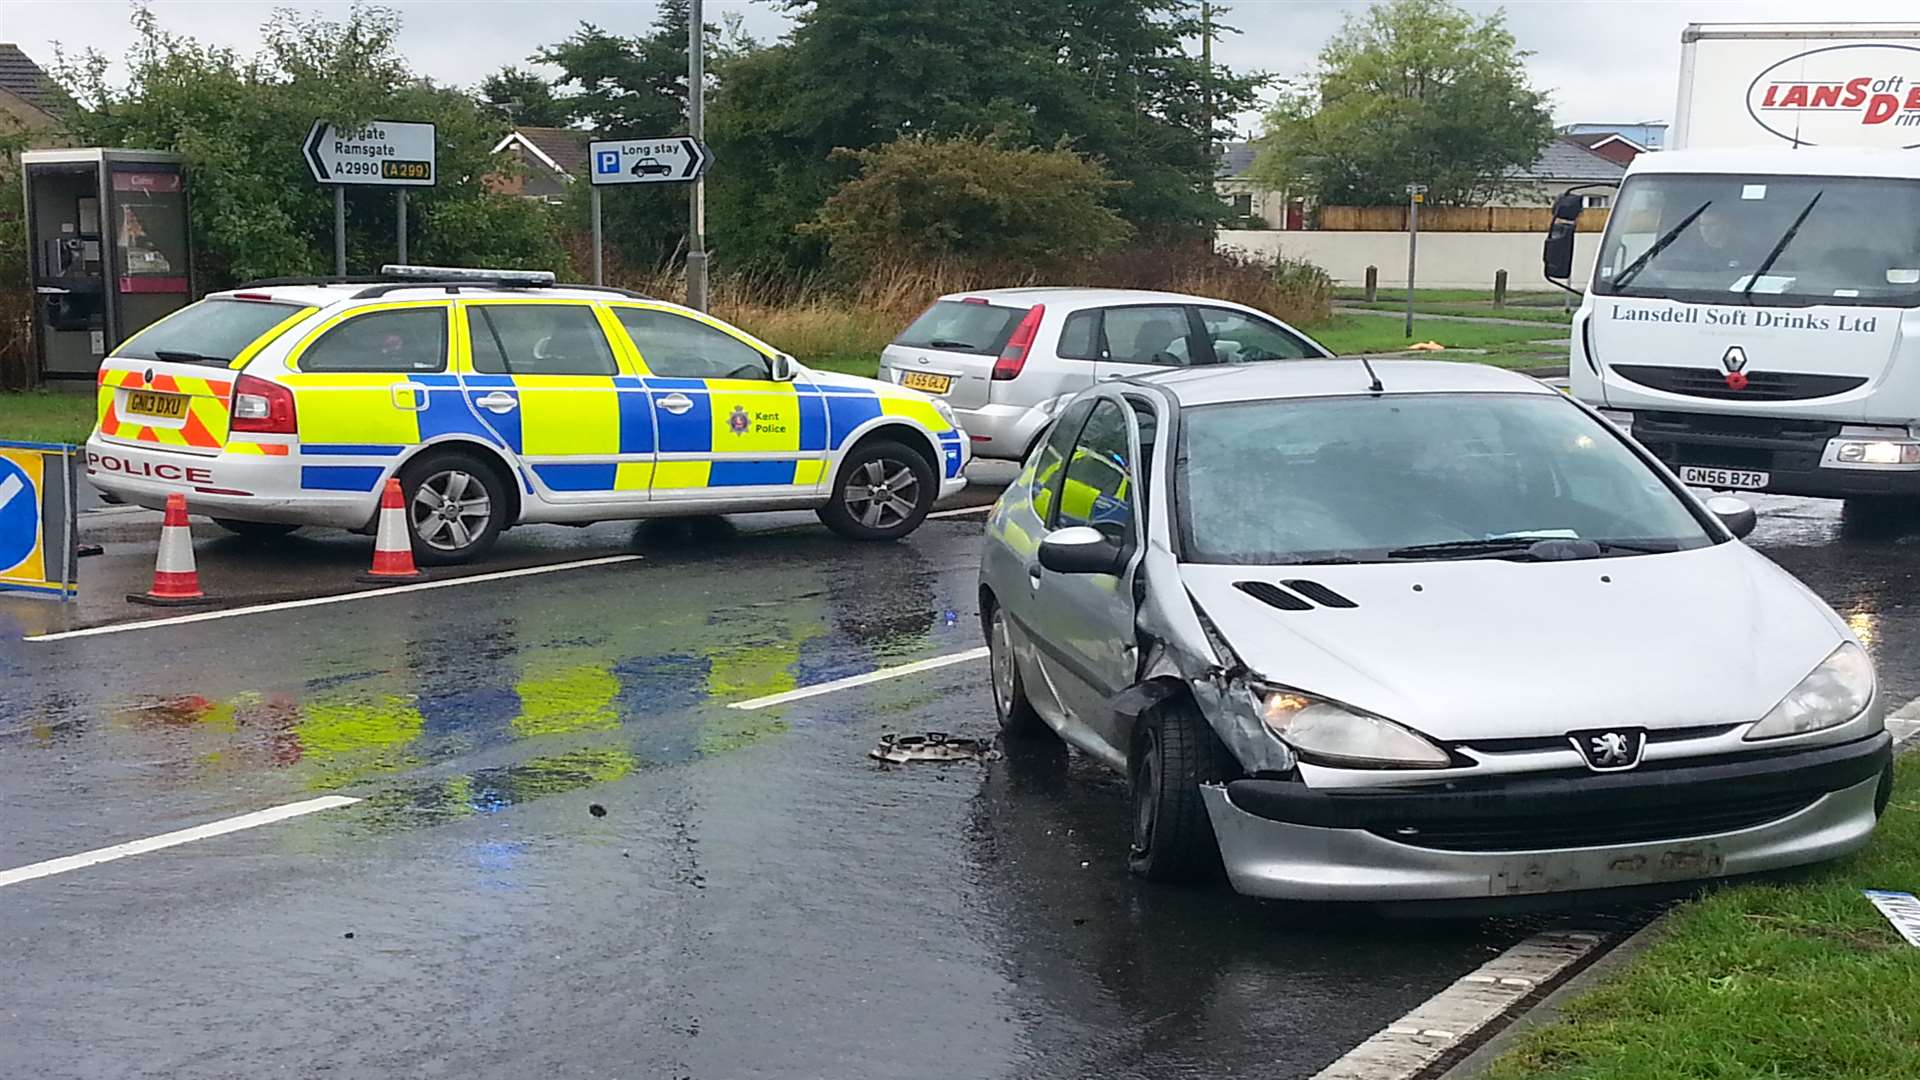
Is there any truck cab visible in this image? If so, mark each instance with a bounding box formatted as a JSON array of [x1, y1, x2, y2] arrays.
[[1562, 149, 1920, 506]]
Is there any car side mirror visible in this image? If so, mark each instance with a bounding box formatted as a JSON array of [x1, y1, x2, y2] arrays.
[[769, 352, 796, 382], [1705, 494, 1757, 539], [1038, 524, 1127, 575]]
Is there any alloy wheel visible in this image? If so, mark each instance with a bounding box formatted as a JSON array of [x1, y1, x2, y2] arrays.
[[410, 469, 494, 552], [843, 457, 922, 530]]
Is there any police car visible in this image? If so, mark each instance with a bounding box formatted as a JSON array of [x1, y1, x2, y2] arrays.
[[86, 266, 970, 563]]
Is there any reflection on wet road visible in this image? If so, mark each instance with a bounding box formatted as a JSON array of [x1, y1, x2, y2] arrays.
[[0, 495, 1917, 1078]]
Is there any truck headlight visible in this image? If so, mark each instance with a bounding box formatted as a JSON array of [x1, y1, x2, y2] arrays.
[[1256, 687, 1452, 768], [1744, 643, 1875, 741]]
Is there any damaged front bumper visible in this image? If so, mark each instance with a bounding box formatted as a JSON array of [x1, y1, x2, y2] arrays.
[[1201, 731, 1891, 901]]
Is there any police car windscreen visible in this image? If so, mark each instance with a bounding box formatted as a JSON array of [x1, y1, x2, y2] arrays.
[[114, 298, 308, 364], [892, 301, 1025, 356]]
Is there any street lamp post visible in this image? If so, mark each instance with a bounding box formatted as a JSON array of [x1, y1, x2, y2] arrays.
[[1405, 183, 1427, 339]]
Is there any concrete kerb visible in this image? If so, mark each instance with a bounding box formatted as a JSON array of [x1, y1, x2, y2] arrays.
[[1433, 699, 1920, 1080]]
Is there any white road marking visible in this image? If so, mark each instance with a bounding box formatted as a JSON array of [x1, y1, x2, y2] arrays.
[[928, 504, 992, 519], [0, 473, 24, 513], [26, 554, 645, 643], [729, 647, 990, 710], [0, 795, 361, 889], [1311, 930, 1606, 1080]]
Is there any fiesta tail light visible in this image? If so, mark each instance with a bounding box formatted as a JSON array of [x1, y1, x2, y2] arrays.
[[230, 374, 297, 434], [992, 304, 1045, 381]]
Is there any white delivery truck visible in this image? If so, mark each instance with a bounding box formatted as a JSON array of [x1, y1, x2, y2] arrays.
[[1546, 23, 1920, 511]]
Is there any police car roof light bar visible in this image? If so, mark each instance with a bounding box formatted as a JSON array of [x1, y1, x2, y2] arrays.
[[380, 264, 557, 287]]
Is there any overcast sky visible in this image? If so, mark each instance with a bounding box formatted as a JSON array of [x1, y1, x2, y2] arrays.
[[6, 0, 1917, 135]]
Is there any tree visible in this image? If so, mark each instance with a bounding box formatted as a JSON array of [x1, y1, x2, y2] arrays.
[[1252, 0, 1554, 207], [52, 4, 568, 288], [479, 66, 571, 128], [805, 135, 1131, 274], [707, 0, 1260, 272]]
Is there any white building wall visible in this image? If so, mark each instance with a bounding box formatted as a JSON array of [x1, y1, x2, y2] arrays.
[[1217, 230, 1603, 290]]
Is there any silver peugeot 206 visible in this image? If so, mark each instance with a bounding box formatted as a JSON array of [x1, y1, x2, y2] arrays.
[[978, 360, 1895, 903]]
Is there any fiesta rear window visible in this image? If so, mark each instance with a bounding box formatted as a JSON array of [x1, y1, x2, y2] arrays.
[[113, 298, 308, 365], [892, 301, 1024, 356]]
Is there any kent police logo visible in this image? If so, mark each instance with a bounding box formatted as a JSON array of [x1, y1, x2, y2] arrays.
[[728, 405, 751, 436]]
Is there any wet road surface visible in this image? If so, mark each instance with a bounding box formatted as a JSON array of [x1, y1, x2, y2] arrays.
[[1, 493, 1917, 1078]]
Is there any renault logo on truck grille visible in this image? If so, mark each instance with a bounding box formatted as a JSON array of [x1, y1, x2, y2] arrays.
[[1569, 728, 1647, 772], [1721, 345, 1750, 391]]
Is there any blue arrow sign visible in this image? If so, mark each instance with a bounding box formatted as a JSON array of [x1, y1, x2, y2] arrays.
[[0, 456, 38, 573]]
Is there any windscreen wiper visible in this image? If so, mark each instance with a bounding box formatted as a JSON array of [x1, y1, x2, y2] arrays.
[[1385, 538, 1545, 561], [1612, 201, 1713, 290], [1740, 192, 1822, 305], [152, 349, 232, 365], [927, 339, 976, 349]]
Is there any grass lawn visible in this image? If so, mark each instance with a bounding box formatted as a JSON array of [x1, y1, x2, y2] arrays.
[[1334, 286, 1572, 307], [0, 391, 96, 445], [1339, 300, 1571, 325], [1488, 754, 1920, 1080], [804, 354, 881, 379], [1310, 315, 1565, 358]]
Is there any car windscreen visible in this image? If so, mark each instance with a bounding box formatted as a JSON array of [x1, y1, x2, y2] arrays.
[[1592, 173, 1920, 308], [1175, 393, 1716, 565], [892, 300, 1025, 356], [112, 298, 310, 365]]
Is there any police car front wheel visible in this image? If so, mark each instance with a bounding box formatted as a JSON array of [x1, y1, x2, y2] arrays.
[[400, 451, 507, 565], [819, 440, 936, 541]]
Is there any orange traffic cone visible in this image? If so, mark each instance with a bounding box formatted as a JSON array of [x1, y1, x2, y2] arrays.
[[128, 493, 212, 606], [358, 478, 426, 583]]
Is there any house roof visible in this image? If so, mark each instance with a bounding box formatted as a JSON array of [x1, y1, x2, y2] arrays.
[[1509, 137, 1628, 183], [491, 126, 591, 178], [1217, 140, 1257, 179], [1566, 131, 1648, 154], [0, 43, 61, 109]]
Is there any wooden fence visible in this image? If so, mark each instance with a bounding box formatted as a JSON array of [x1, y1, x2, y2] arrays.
[[1317, 205, 1610, 233]]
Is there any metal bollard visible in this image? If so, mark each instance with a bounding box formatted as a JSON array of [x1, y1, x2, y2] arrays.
[[1494, 269, 1508, 308], [1364, 266, 1378, 303]]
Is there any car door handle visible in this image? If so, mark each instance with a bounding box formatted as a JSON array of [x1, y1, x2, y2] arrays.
[[657, 393, 694, 415], [474, 391, 518, 414], [1027, 562, 1043, 590]]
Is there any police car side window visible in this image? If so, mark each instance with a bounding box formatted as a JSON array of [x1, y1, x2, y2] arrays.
[[615, 308, 769, 381], [301, 308, 447, 373], [469, 305, 617, 376], [1030, 398, 1094, 527]]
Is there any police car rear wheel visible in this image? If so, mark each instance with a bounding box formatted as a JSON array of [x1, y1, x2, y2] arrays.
[[211, 519, 301, 540], [819, 440, 935, 541], [401, 453, 505, 565]]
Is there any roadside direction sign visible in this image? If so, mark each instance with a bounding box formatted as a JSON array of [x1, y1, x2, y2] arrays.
[[305, 120, 437, 186], [589, 137, 710, 185]]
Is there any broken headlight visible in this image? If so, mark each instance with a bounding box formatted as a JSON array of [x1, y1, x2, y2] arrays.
[[1744, 642, 1875, 741], [1255, 687, 1451, 769]]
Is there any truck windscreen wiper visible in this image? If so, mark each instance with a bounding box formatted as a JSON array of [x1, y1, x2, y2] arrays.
[[1612, 201, 1713, 290], [1740, 192, 1823, 305]]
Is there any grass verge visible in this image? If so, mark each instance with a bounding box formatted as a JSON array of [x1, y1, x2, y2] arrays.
[[1311, 315, 1564, 358], [0, 391, 96, 445], [1339, 300, 1572, 324], [1487, 754, 1920, 1080]]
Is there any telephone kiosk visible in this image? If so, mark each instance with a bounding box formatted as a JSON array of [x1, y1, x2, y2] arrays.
[[21, 149, 192, 381]]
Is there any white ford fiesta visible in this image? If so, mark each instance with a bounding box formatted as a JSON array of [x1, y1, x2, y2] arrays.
[[978, 360, 1895, 903]]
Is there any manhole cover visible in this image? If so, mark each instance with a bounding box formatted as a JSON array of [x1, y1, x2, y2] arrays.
[[870, 732, 999, 764]]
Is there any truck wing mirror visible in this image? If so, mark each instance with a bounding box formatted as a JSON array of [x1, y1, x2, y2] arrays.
[[1543, 192, 1585, 285]]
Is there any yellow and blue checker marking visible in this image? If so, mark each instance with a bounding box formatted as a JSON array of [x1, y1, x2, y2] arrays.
[[287, 373, 957, 494]]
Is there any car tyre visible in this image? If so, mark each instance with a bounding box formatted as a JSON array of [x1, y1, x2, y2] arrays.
[[211, 519, 301, 540], [399, 450, 507, 566], [987, 601, 1052, 740], [1128, 695, 1238, 883], [818, 439, 936, 541]]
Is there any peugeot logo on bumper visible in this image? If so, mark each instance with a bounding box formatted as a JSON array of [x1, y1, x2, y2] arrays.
[[1568, 728, 1647, 772]]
